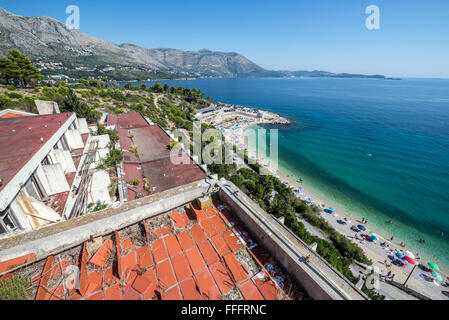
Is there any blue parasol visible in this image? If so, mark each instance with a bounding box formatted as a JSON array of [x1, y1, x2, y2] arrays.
[[358, 225, 367, 231]]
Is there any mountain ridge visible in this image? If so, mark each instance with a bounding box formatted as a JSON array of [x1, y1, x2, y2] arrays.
[[0, 7, 396, 81]]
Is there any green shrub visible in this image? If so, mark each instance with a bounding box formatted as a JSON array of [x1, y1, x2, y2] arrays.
[[0, 275, 32, 300]]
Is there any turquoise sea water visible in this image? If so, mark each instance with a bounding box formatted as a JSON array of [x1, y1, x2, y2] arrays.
[[141, 78, 449, 268]]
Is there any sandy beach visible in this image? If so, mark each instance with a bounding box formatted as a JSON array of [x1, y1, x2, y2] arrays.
[[218, 117, 449, 300]]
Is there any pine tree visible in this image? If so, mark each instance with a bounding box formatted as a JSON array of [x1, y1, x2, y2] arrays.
[[0, 49, 43, 88]]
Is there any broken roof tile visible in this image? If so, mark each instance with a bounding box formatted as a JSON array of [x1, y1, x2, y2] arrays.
[[204, 206, 219, 217], [0, 253, 36, 274], [176, 230, 195, 251], [184, 246, 207, 275], [122, 251, 138, 276], [156, 259, 177, 291], [115, 231, 122, 279], [195, 269, 221, 300], [252, 272, 279, 300], [105, 283, 122, 300], [163, 285, 182, 300], [210, 215, 227, 234], [168, 211, 186, 229], [239, 280, 264, 300], [210, 262, 235, 296], [152, 239, 169, 263], [190, 224, 207, 244], [136, 246, 154, 269], [179, 277, 202, 300], [89, 239, 113, 268], [161, 225, 172, 236], [78, 243, 88, 296], [86, 291, 104, 300], [104, 267, 119, 286], [121, 238, 134, 253], [210, 234, 231, 257], [85, 271, 103, 296], [200, 218, 218, 238], [222, 230, 243, 252], [163, 234, 182, 257], [197, 240, 220, 266], [132, 275, 157, 300], [171, 252, 192, 283], [223, 253, 247, 285]]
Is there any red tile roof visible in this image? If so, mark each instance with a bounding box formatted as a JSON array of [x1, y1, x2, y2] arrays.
[[2, 202, 301, 301]]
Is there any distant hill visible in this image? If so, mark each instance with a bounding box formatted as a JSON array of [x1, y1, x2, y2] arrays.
[[0, 7, 397, 81]]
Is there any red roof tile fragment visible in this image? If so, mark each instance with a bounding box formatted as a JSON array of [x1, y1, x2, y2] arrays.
[[210, 262, 235, 296], [86, 291, 104, 300], [239, 280, 264, 300], [169, 211, 186, 229], [223, 253, 247, 285], [171, 253, 192, 283], [190, 224, 207, 244], [195, 269, 220, 300], [133, 275, 157, 300], [105, 283, 122, 300], [142, 220, 150, 242], [136, 246, 154, 269], [204, 206, 218, 217], [210, 234, 231, 257], [210, 215, 227, 234], [200, 218, 218, 238], [179, 277, 202, 300], [121, 238, 134, 252], [198, 240, 220, 266], [161, 225, 172, 236], [252, 272, 279, 300], [177, 230, 195, 250], [104, 267, 119, 286], [122, 251, 138, 276], [164, 285, 182, 300], [163, 234, 182, 257], [222, 230, 243, 252], [78, 243, 88, 296], [89, 239, 113, 268], [152, 239, 168, 263], [85, 271, 103, 296], [156, 259, 177, 290], [115, 231, 122, 279], [0, 253, 36, 274], [184, 246, 207, 275]]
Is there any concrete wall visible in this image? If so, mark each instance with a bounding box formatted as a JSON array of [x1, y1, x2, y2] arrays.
[[48, 149, 76, 173], [77, 118, 89, 134], [216, 180, 367, 300], [35, 100, 60, 115], [90, 171, 112, 205], [35, 164, 70, 196], [65, 129, 84, 150]]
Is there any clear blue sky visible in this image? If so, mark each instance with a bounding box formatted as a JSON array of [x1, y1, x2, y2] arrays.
[[2, 0, 449, 78]]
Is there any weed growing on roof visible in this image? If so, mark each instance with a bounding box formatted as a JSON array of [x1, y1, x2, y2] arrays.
[[0, 275, 32, 300]]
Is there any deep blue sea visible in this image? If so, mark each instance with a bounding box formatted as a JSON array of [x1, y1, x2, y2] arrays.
[[139, 77, 449, 268]]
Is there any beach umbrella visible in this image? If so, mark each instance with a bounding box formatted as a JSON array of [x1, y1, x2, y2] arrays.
[[428, 262, 440, 271], [329, 208, 335, 213], [404, 256, 415, 264], [358, 225, 367, 231], [432, 271, 443, 281], [370, 235, 378, 241], [405, 251, 415, 259]]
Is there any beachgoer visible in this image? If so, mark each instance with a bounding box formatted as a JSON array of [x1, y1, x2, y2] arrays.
[[391, 274, 395, 281], [384, 259, 388, 265], [390, 236, 394, 242], [400, 242, 406, 247], [305, 255, 311, 263]]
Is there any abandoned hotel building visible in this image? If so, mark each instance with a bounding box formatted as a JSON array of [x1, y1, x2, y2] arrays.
[[0, 101, 368, 301]]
